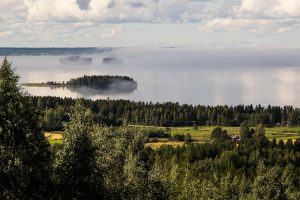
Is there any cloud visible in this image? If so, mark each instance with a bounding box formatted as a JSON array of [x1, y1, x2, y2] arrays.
[[200, 18, 272, 32], [100, 25, 122, 38], [0, 0, 27, 21], [0, 20, 122, 46], [24, 0, 83, 21], [0, 31, 11, 38], [1, 0, 300, 47], [23, 0, 207, 23], [199, 18, 299, 33], [129, 2, 145, 8], [235, 0, 300, 18], [198, 0, 300, 33]]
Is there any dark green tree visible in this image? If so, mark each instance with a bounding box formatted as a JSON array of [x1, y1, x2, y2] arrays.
[[285, 139, 294, 151], [184, 134, 192, 143], [239, 122, 254, 140], [211, 127, 229, 140], [278, 140, 285, 150], [0, 58, 51, 199], [253, 124, 269, 149]]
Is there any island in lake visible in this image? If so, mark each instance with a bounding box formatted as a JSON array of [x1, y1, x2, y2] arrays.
[[23, 75, 138, 94]]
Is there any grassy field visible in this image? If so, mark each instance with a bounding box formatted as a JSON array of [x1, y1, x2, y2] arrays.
[[49, 139, 63, 145], [44, 132, 63, 144], [146, 126, 300, 148], [45, 126, 300, 148]]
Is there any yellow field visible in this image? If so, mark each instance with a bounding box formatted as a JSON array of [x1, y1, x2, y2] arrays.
[[145, 141, 185, 149], [44, 132, 63, 144]]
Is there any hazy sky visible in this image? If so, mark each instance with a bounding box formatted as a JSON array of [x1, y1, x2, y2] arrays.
[[1, 0, 300, 47]]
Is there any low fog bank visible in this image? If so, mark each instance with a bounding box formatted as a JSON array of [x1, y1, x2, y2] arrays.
[[60, 56, 93, 65], [115, 47, 300, 69], [102, 57, 122, 65], [6, 46, 300, 106]]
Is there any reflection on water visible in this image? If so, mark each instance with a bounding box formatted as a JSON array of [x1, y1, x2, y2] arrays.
[[24, 86, 135, 100], [3, 47, 300, 106], [68, 86, 136, 96]]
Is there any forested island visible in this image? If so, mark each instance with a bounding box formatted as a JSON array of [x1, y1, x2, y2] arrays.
[[23, 75, 138, 92], [3, 57, 300, 200]]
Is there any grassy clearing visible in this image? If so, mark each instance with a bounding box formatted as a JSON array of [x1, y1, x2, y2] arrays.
[[44, 131, 63, 145], [167, 126, 300, 142], [166, 126, 239, 142], [145, 141, 185, 149], [152, 126, 300, 148], [44, 126, 300, 148], [49, 139, 63, 144]]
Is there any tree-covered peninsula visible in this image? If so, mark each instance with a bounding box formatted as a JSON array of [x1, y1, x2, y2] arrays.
[[23, 75, 138, 91]]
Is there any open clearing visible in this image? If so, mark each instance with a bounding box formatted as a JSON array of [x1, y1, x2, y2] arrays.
[[46, 126, 300, 147]]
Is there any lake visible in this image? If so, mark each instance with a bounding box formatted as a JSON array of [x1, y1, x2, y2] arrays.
[[2, 47, 300, 106]]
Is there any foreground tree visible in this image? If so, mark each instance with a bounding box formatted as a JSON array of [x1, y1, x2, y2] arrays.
[[54, 101, 104, 199], [0, 58, 51, 198], [94, 126, 158, 199]]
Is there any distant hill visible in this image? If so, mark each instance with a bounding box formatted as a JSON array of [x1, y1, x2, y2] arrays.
[[0, 47, 114, 56]]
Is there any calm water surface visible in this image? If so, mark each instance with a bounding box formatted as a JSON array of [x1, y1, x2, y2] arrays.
[[3, 47, 300, 106]]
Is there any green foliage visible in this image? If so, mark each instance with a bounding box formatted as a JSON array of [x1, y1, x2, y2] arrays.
[[54, 101, 104, 199], [211, 127, 229, 140], [0, 58, 51, 199], [93, 126, 157, 199], [26, 96, 300, 130], [252, 162, 285, 200], [67, 75, 137, 91], [184, 134, 192, 143], [239, 122, 254, 140]]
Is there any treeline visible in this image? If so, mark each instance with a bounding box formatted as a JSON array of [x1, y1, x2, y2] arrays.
[[27, 96, 300, 131]]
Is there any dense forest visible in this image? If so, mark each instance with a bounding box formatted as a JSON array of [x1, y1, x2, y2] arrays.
[[27, 95, 300, 131], [2, 58, 300, 199]]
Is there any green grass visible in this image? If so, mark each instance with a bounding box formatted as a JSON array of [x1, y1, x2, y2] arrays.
[[145, 141, 184, 149], [49, 139, 63, 144], [44, 126, 300, 147], [164, 126, 300, 145], [166, 126, 240, 142]]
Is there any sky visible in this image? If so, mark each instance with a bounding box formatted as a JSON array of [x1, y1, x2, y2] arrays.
[[1, 0, 300, 47]]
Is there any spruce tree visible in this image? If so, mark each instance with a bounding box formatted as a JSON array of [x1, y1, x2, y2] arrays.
[[0, 58, 51, 199]]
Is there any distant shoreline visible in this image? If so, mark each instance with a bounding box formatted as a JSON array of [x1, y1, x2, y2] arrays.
[[22, 83, 78, 88]]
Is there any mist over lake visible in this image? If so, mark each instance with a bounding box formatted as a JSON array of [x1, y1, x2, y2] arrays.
[[3, 47, 300, 106]]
